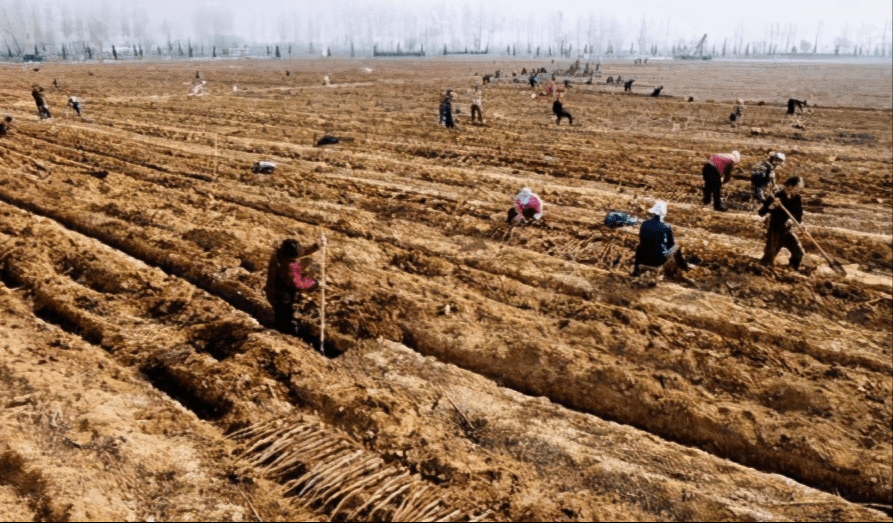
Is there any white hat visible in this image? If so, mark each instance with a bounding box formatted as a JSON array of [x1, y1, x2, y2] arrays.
[[730, 151, 740, 163], [771, 152, 786, 162], [649, 200, 667, 217]]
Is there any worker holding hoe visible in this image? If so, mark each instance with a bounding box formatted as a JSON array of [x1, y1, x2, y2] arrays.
[[758, 176, 806, 271], [265, 238, 321, 335]]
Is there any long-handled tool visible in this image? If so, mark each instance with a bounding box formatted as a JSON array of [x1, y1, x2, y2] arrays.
[[775, 199, 847, 275], [319, 233, 327, 354]]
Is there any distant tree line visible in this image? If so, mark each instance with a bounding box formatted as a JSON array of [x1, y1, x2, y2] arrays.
[[0, 1, 889, 61]]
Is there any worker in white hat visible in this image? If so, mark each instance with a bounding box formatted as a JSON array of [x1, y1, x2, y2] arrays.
[[632, 200, 691, 278], [702, 150, 740, 212], [751, 151, 786, 203]]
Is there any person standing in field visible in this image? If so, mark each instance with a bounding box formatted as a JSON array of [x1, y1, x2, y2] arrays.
[[751, 151, 786, 203], [470, 86, 484, 124], [758, 176, 806, 271], [439, 89, 455, 128], [265, 238, 321, 334], [701, 150, 739, 212], [31, 86, 52, 120], [507, 187, 544, 226]]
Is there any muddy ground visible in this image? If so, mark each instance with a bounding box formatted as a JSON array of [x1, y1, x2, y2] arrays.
[[0, 57, 890, 522]]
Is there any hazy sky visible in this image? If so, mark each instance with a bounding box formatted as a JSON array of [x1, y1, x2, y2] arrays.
[[4, 0, 891, 53]]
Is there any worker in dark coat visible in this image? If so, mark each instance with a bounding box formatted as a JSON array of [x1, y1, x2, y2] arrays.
[[632, 201, 690, 277], [758, 176, 805, 271], [265, 239, 320, 334], [751, 151, 785, 203], [439, 89, 455, 128], [32, 86, 52, 119], [0, 116, 12, 136], [552, 94, 573, 125]]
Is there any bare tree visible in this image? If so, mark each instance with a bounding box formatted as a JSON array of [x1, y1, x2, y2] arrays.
[[87, 16, 107, 58]]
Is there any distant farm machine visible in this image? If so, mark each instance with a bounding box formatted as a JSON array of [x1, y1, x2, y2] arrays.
[[676, 34, 712, 60]]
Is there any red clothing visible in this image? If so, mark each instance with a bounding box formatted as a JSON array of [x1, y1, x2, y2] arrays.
[[514, 194, 542, 221], [710, 155, 736, 175]]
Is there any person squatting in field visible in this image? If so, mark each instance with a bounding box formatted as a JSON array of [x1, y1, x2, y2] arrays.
[[758, 176, 806, 271], [507, 187, 544, 226], [751, 151, 786, 203], [439, 89, 455, 128], [265, 238, 321, 334], [631, 200, 691, 278], [553, 94, 573, 125], [470, 86, 483, 124], [31, 86, 52, 120], [786, 98, 808, 116], [701, 150, 740, 212]]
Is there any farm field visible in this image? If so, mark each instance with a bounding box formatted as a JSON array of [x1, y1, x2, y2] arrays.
[[0, 57, 891, 521]]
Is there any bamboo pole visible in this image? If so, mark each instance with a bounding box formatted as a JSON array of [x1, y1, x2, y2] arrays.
[[319, 233, 327, 354]]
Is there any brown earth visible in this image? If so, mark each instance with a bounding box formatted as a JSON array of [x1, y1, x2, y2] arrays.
[[0, 57, 890, 522]]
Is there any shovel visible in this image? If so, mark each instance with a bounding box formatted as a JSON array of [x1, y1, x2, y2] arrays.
[[775, 199, 847, 276]]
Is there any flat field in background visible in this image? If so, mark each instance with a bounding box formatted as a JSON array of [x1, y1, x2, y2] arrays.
[[0, 57, 890, 522]]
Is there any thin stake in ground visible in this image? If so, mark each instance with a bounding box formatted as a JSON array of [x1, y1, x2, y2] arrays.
[[320, 233, 327, 354]]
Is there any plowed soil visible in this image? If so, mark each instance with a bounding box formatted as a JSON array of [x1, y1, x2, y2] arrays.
[[0, 57, 890, 522]]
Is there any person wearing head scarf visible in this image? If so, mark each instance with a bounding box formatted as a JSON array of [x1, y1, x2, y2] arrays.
[[632, 200, 690, 277], [265, 238, 321, 334], [506, 187, 544, 225], [67, 96, 82, 117], [702, 150, 739, 212], [751, 151, 785, 204]]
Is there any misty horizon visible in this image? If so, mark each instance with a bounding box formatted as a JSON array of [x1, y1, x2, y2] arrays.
[[1, 0, 891, 59]]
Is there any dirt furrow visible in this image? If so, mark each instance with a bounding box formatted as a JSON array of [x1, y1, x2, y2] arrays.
[[1, 207, 887, 521]]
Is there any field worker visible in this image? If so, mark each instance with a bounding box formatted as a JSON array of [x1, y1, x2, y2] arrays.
[[67, 96, 82, 117], [0, 116, 12, 136], [31, 86, 52, 120], [701, 150, 739, 212], [631, 200, 690, 277], [729, 99, 744, 125], [470, 86, 483, 124], [265, 238, 321, 334], [553, 93, 573, 125], [758, 176, 805, 271], [506, 187, 544, 225], [439, 89, 455, 128], [751, 151, 785, 203]]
